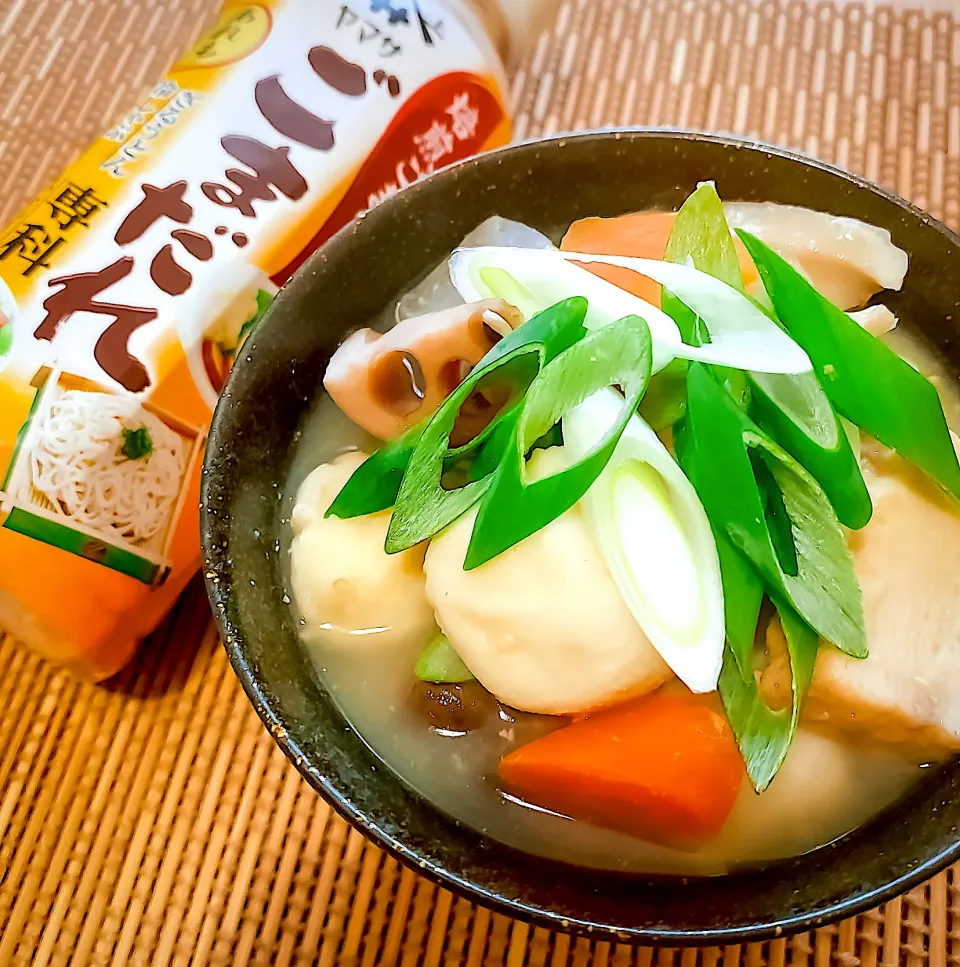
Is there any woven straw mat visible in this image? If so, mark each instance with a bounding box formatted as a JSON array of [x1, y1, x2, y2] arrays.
[[2, 0, 960, 964]]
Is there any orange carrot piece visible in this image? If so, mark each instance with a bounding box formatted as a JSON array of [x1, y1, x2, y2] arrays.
[[561, 212, 674, 305], [499, 691, 743, 847], [560, 211, 759, 305]]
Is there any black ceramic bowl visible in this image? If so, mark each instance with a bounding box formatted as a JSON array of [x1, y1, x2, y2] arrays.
[[202, 130, 960, 946]]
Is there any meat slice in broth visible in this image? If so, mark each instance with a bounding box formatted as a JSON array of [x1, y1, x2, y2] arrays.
[[780, 441, 960, 754]]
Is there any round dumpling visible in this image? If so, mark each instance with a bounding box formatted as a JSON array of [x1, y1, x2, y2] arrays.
[[290, 451, 436, 652], [423, 447, 672, 714]]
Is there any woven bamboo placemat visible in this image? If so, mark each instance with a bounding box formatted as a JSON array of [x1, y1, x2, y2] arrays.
[[2, 0, 960, 964]]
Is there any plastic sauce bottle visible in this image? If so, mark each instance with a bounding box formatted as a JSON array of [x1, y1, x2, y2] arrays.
[[0, 0, 556, 680]]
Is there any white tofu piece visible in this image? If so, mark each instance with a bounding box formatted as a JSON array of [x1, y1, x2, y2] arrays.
[[290, 451, 437, 653], [423, 447, 673, 714]]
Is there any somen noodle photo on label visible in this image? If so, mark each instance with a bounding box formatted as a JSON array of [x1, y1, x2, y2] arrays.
[[29, 389, 187, 545]]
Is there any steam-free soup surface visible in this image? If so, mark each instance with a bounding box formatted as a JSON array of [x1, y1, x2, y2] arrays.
[[285, 392, 925, 876]]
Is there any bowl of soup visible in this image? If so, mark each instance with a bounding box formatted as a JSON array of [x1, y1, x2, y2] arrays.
[[201, 130, 960, 945]]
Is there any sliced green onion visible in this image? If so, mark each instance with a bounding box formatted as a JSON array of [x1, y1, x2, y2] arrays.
[[749, 370, 872, 529], [638, 362, 689, 430], [677, 363, 865, 657], [451, 246, 683, 373], [715, 533, 766, 682], [645, 182, 748, 428], [451, 245, 812, 375], [738, 229, 960, 499], [555, 250, 811, 375], [676, 409, 765, 683], [663, 182, 746, 405], [384, 297, 589, 550], [415, 634, 475, 683], [841, 416, 861, 458], [477, 266, 543, 319], [383, 349, 534, 551], [326, 422, 425, 519], [463, 314, 653, 569], [553, 246, 804, 371], [680, 367, 824, 788], [719, 599, 819, 792], [563, 388, 724, 693], [327, 297, 587, 522], [665, 182, 745, 293], [685, 392, 822, 791], [648, 200, 866, 528]]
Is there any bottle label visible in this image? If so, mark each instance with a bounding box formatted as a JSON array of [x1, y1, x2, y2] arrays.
[[0, 0, 509, 676]]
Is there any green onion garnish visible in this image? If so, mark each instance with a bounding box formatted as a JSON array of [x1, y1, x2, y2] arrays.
[[381, 297, 589, 550], [718, 599, 818, 792], [327, 296, 589, 523], [462, 313, 653, 569], [749, 369, 872, 529], [676, 362, 865, 658], [415, 634, 475, 683], [739, 228, 960, 500], [120, 426, 153, 461], [641, 181, 746, 428]]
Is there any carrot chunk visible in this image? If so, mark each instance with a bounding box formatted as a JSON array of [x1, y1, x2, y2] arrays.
[[499, 691, 743, 847], [560, 211, 759, 305], [561, 212, 674, 305]]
